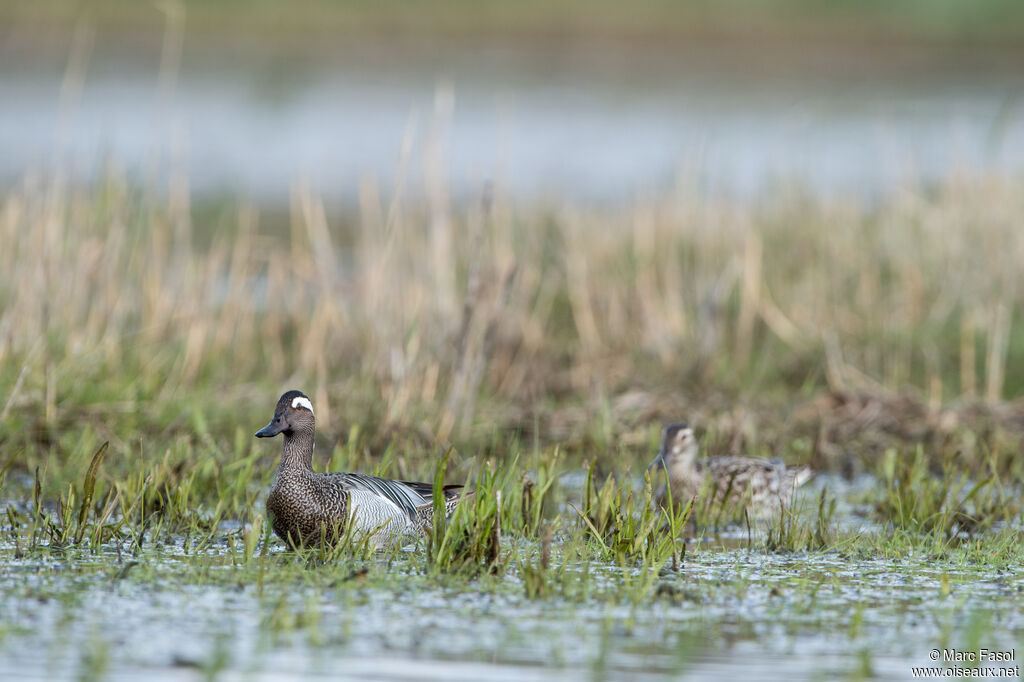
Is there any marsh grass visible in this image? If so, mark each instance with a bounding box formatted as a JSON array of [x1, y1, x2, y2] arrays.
[[873, 447, 1022, 539], [2, 420, 1023, 681], [425, 449, 508, 575], [4, 171, 1024, 488], [2, 165, 1024, 681], [578, 463, 689, 568], [763, 487, 837, 553]]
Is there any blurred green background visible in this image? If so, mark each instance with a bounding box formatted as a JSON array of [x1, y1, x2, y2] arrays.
[[6, 0, 1024, 44]]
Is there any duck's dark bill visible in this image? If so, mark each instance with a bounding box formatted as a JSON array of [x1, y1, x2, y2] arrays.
[[255, 420, 284, 438]]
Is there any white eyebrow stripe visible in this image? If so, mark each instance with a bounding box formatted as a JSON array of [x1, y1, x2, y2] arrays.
[[291, 396, 314, 414]]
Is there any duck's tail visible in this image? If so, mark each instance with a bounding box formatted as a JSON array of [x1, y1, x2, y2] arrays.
[[788, 466, 813, 491], [442, 486, 473, 514], [415, 485, 474, 521]]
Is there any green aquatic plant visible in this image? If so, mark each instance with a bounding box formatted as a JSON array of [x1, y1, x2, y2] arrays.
[[425, 449, 508, 575], [763, 486, 837, 553], [874, 447, 1022, 540], [578, 462, 690, 567]]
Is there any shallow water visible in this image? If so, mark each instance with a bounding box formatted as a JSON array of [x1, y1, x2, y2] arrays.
[[2, 546, 1021, 681], [2, 475, 1022, 682]]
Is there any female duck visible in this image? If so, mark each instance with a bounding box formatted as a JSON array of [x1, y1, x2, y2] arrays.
[[650, 422, 812, 519], [256, 390, 465, 548]]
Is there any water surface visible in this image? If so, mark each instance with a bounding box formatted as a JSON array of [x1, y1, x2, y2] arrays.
[[2, 475, 1022, 681], [3, 40, 1023, 206]]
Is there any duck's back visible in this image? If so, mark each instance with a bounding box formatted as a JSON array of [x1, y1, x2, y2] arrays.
[[698, 455, 811, 517]]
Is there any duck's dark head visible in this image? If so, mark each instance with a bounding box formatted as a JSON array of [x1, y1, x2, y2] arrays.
[[255, 390, 315, 438], [649, 422, 698, 471]]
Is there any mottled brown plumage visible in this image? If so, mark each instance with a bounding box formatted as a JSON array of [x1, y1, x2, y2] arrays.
[[255, 390, 465, 548], [650, 422, 812, 519]]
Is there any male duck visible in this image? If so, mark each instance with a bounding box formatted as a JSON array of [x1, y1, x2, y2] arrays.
[[256, 390, 465, 548], [650, 422, 812, 519]]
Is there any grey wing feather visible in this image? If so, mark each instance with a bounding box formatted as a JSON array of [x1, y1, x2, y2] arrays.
[[397, 480, 465, 501], [336, 473, 430, 521]]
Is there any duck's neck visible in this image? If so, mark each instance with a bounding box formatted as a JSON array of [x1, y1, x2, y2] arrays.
[[278, 427, 315, 473], [671, 444, 699, 473]]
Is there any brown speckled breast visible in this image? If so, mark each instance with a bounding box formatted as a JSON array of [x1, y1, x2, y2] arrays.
[[267, 471, 350, 547]]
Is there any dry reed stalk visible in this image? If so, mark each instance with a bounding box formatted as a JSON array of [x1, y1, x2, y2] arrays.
[[960, 316, 976, 397], [985, 303, 1010, 402], [632, 203, 668, 360], [563, 211, 603, 358], [736, 228, 762, 365], [2, 158, 1024, 452]]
